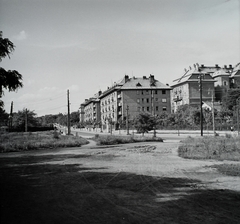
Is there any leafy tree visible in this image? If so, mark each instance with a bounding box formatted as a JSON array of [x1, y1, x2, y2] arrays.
[[222, 88, 240, 112], [12, 108, 38, 129], [0, 31, 23, 108], [70, 111, 80, 125], [134, 113, 156, 135], [0, 107, 8, 126]]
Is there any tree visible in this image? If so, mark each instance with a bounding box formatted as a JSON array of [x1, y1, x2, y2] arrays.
[[70, 111, 80, 125], [222, 88, 240, 112], [12, 108, 38, 130], [134, 113, 156, 135], [0, 31, 23, 108]]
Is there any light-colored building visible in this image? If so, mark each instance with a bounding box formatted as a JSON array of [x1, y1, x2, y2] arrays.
[[171, 63, 240, 112], [99, 74, 172, 130], [171, 64, 215, 112], [80, 91, 102, 126]]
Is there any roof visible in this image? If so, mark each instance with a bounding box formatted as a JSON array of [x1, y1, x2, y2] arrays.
[[121, 76, 171, 89], [230, 62, 240, 77], [171, 64, 221, 87]]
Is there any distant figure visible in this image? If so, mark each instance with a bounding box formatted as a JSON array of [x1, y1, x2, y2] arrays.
[[231, 126, 234, 132]]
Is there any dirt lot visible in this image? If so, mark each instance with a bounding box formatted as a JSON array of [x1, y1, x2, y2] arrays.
[[1, 139, 240, 224]]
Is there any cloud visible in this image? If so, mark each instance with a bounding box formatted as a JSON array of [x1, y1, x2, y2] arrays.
[[14, 30, 28, 41]]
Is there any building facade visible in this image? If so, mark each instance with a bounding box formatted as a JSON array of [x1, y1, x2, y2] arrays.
[[81, 74, 172, 130], [171, 63, 240, 112]]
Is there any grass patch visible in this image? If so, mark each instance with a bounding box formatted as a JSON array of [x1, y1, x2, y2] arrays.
[[94, 134, 163, 145], [0, 131, 89, 152], [178, 136, 240, 161], [209, 164, 240, 177]]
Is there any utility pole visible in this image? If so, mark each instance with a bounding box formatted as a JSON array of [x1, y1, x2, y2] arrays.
[[9, 101, 13, 130], [211, 91, 215, 136], [151, 90, 156, 137], [237, 98, 240, 136], [67, 89, 71, 135], [25, 108, 28, 132], [198, 73, 204, 136], [126, 105, 130, 135]]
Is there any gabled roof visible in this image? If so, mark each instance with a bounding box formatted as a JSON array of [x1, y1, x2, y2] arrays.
[[171, 64, 220, 87], [121, 76, 171, 89], [230, 62, 240, 77]]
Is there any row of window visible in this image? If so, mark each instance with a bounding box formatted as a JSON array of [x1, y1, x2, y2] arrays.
[[137, 98, 167, 103], [138, 106, 167, 112], [136, 90, 166, 95]]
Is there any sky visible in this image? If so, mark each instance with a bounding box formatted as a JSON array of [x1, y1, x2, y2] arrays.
[[1, 0, 239, 116]]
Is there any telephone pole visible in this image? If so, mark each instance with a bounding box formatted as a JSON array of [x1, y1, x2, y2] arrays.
[[9, 101, 13, 130], [126, 105, 129, 135], [151, 90, 156, 137], [211, 91, 215, 136], [25, 108, 28, 132], [198, 73, 204, 136], [67, 89, 71, 135]]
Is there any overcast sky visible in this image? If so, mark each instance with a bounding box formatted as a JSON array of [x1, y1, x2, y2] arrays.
[[1, 0, 239, 116]]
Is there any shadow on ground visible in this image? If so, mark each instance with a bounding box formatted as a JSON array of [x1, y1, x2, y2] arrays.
[[1, 155, 240, 224]]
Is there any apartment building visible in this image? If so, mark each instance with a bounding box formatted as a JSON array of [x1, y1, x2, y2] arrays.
[[171, 63, 240, 112], [171, 64, 215, 112], [80, 91, 101, 125], [99, 74, 171, 130], [80, 74, 171, 130]]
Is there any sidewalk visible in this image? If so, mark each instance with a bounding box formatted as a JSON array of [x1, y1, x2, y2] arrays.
[[71, 127, 238, 137]]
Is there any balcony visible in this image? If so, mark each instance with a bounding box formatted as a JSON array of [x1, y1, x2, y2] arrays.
[[173, 96, 183, 102]]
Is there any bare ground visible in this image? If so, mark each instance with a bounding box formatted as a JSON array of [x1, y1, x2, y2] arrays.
[[1, 139, 240, 223]]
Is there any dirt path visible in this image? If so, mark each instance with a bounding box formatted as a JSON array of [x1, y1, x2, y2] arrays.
[[4, 139, 237, 192], [1, 140, 240, 224]]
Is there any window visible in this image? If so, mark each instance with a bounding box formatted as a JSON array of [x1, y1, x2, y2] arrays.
[[156, 106, 159, 111], [223, 81, 227, 86], [163, 107, 167, 111], [147, 107, 149, 111], [146, 98, 149, 103], [146, 90, 149, 94], [137, 90, 139, 95], [142, 90, 144, 95], [137, 98, 140, 103], [155, 90, 158, 94], [142, 107, 145, 111], [155, 98, 158, 101], [162, 98, 167, 103], [162, 90, 166, 94], [142, 98, 144, 103]]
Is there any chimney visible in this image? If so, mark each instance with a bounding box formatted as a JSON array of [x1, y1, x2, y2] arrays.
[[124, 75, 129, 83], [143, 76, 147, 79], [149, 74, 155, 83], [201, 64, 204, 68], [215, 64, 219, 68], [98, 90, 102, 96], [224, 65, 227, 69], [229, 64, 232, 69]]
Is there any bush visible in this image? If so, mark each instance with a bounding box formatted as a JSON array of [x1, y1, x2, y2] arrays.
[[0, 131, 89, 152], [178, 136, 240, 161], [94, 135, 163, 145]]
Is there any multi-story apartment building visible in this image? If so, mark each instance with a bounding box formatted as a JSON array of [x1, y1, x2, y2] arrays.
[[171, 64, 215, 112], [80, 74, 171, 130], [171, 63, 240, 112], [80, 91, 102, 126], [99, 74, 171, 130]]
